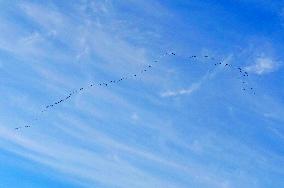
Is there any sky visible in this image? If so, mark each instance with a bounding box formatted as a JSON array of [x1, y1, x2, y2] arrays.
[[0, 0, 284, 187]]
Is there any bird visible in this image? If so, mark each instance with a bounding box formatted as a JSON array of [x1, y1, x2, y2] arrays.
[[18, 53, 257, 131]]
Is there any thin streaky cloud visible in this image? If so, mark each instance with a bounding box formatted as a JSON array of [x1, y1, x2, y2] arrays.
[[245, 56, 280, 75], [0, 1, 284, 188], [160, 82, 201, 97]]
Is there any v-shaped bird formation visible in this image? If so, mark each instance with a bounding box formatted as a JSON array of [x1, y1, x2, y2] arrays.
[[14, 52, 255, 130]]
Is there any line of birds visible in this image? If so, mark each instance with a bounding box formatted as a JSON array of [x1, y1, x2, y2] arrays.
[[14, 52, 255, 130], [172, 53, 255, 94]]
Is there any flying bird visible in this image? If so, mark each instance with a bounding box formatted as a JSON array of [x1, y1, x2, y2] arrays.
[[15, 53, 256, 131]]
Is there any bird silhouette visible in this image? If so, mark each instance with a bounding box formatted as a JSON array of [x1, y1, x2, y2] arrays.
[[15, 53, 256, 131]]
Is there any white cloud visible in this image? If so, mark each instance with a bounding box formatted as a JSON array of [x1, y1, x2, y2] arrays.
[[2, 1, 280, 188], [245, 56, 279, 75], [159, 63, 223, 98], [89, 0, 110, 14], [0, 119, 227, 188], [160, 82, 201, 97], [20, 2, 65, 32], [131, 112, 139, 121]]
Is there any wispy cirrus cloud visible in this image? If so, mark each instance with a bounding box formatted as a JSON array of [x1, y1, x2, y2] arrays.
[[159, 61, 224, 98], [1, 1, 284, 188], [160, 82, 201, 97], [245, 56, 280, 75]]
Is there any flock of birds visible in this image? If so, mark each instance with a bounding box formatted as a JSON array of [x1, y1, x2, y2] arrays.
[[14, 52, 255, 130]]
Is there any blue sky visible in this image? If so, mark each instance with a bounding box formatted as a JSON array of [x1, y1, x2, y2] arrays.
[[0, 0, 284, 187]]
